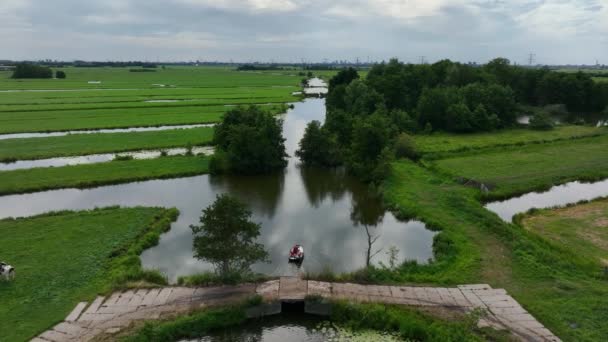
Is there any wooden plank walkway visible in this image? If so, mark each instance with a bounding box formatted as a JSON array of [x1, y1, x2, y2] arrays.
[[32, 279, 560, 342]]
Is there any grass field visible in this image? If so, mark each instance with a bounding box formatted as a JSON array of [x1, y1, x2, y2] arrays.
[[0, 207, 178, 342], [0, 126, 213, 161], [0, 155, 210, 195], [429, 134, 608, 199], [519, 198, 608, 267], [415, 126, 607, 157], [0, 66, 300, 90], [381, 161, 608, 341], [0, 67, 298, 133]]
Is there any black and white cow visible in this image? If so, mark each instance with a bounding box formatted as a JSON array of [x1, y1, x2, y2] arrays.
[[0, 262, 15, 281]]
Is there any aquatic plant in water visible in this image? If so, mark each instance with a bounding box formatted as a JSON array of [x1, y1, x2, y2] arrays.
[[312, 321, 406, 341]]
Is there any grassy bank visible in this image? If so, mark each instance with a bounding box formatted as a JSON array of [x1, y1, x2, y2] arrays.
[[517, 198, 608, 266], [0, 155, 210, 195], [429, 134, 608, 199], [415, 125, 606, 157], [0, 206, 179, 342], [381, 160, 607, 341], [0, 127, 213, 161]]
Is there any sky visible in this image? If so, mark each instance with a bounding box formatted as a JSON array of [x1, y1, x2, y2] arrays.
[[1, 0, 606, 65]]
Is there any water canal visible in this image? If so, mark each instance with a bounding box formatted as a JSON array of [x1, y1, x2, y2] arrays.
[[180, 313, 401, 342], [0, 93, 436, 281], [486, 179, 608, 222], [3, 79, 606, 281]]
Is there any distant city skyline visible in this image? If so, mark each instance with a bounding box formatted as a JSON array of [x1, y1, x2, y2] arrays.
[[1, 0, 606, 65]]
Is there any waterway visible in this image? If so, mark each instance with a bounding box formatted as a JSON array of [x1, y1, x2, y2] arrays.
[[486, 179, 608, 222], [0, 88, 436, 282]]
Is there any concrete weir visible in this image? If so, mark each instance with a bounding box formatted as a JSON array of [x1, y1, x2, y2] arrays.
[[32, 278, 560, 342]]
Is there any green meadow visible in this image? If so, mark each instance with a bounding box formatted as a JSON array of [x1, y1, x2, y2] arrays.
[[428, 134, 608, 199], [0, 126, 214, 161], [0, 207, 178, 342], [0, 155, 210, 195]]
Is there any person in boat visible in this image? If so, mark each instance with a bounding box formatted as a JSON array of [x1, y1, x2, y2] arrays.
[[290, 244, 303, 256]]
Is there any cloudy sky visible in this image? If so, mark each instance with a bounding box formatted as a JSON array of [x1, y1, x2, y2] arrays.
[[1, 0, 606, 64]]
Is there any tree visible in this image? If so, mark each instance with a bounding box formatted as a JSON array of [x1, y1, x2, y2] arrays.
[[190, 194, 269, 278], [210, 106, 287, 174], [529, 112, 555, 130], [343, 80, 383, 117], [484, 57, 513, 85], [347, 112, 395, 182], [394, 133, 418, 159], [446, 102, 474, 133], [11, 63, 53, 79], [55, 70, 66, 79], [296, 120, 341, 166], [328, 67, 359, 91]]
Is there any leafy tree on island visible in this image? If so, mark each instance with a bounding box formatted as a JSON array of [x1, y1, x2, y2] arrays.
[[210, 106, 287, 174], [190, 194, 269, 279]]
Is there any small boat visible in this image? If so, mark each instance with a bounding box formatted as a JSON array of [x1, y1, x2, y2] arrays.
[[288, 244, 304, 263]]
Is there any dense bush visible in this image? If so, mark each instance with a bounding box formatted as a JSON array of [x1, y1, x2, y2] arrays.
[[11, 63, 53, 79], [394, 133, 418, 159], [55, 70, 66, 79], [210, 106, 287, 174], [529, 112, 555, 130]]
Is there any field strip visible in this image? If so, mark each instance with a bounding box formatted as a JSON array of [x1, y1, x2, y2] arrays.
[[0, 146, 214, 171], [0, 123, 214, 140]]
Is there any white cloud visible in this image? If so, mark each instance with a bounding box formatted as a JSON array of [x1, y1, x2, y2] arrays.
[[325, 0, 467, 20], [514, 0, 607, 37], [0, 0, 605, 63], [176, 0, 299, 12]]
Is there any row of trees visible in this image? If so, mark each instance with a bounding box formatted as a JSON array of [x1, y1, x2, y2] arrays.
[[327, 59, 608, 133], [362, 58, 608, 116], [11, 63, 66, 79], [298, 59, 608, 182]]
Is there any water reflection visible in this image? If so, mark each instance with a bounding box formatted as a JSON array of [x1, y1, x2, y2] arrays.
[[208, 171, 286, 218], [0, 98, 436, 281], [486, 179, 608, 222], [0, 147, 214, 171], [182, 313, 326, 342]]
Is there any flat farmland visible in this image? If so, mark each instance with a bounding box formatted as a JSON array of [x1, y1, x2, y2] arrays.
[[0, 66, 301, 90], [430, 134, 608, 199], [0, 67, 299, 133]]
